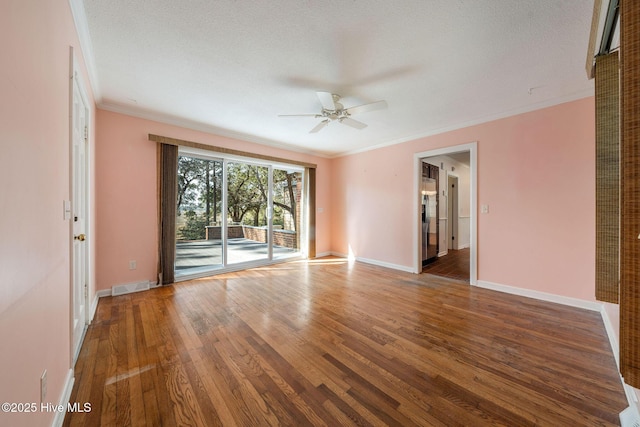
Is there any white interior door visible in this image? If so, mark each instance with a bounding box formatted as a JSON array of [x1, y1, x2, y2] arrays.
[[71, 70, 88, 362]]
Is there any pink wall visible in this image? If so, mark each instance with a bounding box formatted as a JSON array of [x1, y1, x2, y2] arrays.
[[95, 110, 331, 290], [0, 1, 613, 422], [0, 1, 96, 426], [331, 97, 596, 301]]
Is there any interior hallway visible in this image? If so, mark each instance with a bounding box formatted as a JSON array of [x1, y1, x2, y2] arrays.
[[422, 248, 471, 282]]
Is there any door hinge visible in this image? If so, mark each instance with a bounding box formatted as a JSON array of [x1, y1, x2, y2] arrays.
[[84, 284, 88, 299], [84, 126, 88, 141]]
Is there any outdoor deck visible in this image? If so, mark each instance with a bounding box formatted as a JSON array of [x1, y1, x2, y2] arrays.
[[175, 238, 298, 277]]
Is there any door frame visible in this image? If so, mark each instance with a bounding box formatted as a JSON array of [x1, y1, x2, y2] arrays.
[[412, 142, 477, 284], [69, 47, 92, 364], [175, 146, 307, 281], [447, 172, 459, 251]]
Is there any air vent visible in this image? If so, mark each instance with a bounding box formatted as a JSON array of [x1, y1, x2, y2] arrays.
[[620, 406, 640, 427], [112, 280, 150, 296]]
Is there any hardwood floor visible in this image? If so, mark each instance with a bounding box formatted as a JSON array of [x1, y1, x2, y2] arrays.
[[64, 258, 627, 426], [422, 248, 470, 282]]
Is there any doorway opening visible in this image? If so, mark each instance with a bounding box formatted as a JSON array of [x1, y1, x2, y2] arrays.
[[413, 143, 477, 284]]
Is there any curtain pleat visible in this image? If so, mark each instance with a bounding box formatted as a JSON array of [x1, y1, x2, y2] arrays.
[[595, 51, 620, 304], [159, 143, 178, 285], [620, 0, 640, 389]]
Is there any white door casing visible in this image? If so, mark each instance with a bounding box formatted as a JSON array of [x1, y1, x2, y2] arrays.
[[71, 60, 89, 363], [413, 142, 477, 284]]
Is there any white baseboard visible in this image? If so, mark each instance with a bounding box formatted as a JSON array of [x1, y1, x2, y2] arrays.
[[322, 252, 414, 273], [95, 289, 112, 298], [600, 305, 620, 367], [329, 251, 348, 258], [475, 280, 602, 312], [51, 368, 74, 427], [94, 281, 158, 299], [314, 251, 333, 258], [355, 256, 414, 273], [89, 293, 100, 323], [476, 279, 640, 424]]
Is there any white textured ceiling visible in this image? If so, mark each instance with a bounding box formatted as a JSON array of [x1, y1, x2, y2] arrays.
[[80, 0, 594, 157]]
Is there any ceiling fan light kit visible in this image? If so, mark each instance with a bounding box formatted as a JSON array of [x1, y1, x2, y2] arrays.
[[279, 91, 387, 133]]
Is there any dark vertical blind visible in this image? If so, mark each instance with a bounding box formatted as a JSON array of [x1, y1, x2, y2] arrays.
[[595, 51, 620, 304], [620, 0, 640, 389], [306, 167, 316, 258], [159, 143, 178, 285]]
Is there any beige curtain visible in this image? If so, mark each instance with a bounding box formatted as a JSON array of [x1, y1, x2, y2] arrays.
[[595, 51, 620, 304], [158, 143, 178, 285]]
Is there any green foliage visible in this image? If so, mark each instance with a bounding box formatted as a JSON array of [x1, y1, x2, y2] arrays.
[[178, 210, 208, 240], [176, 155, 300, 236], [226, 163, 268, 224]]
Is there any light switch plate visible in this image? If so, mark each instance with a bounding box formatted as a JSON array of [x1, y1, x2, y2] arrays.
[[63, 200, 71, 220]]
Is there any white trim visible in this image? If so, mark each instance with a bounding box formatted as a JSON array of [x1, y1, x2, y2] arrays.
[[329, 251, 348, 258], [600, 304, 620, 367], [325, 252, 415, 273], [92, 281, 158, 300], [89, 293, 100, 322], [600, 306, 640, 426], [337, 90, 593, 158], [51, 369, 74, 427], [95, 289, 112, 299], [100, 102, 331, 158], [413, 142, 477, 285], [355, 256, 415, 273], [314, 251, 332, 258], [475, 280, 602, 311], [475, 278, 638, 424], [69, 47, 93, 367], [68, 0, 101, 101]]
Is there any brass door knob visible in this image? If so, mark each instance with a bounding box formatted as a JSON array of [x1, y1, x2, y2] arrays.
[[74, 234, 86, 241]]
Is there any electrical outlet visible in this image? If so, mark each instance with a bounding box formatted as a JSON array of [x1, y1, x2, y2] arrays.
[[129, 260, 137, 270], [40, 370, 47, 403]]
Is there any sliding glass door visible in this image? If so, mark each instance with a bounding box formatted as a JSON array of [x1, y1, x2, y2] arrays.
[[175, 150, 305, 279], [226, 161, 270, 265], [175, 156, 223, 276], [273, 168, 302, 260]]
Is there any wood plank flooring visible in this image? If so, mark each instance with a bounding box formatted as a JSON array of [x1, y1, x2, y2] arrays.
[[423, 248, 470, 282], [64, 258, 627, 426]]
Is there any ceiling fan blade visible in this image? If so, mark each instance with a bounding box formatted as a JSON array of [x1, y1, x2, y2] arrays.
[[339, 117, 367, 130], [316, 92, 337, 110], [309, 119, 329, 133], [345, 100, 387, 115], [278, 114, 320, 117]]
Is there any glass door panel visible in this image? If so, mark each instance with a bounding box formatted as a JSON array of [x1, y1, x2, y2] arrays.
[[273, 169, 302, 260], [226, 162, 270, 265], [175, 155, 223, 276]]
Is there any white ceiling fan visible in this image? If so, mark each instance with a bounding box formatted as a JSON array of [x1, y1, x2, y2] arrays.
[[279, 92, 387, 133]]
